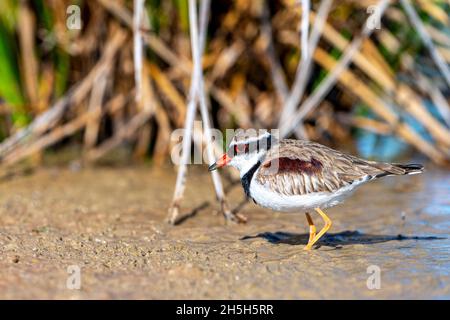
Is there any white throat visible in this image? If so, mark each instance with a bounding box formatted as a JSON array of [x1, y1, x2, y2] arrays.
[[229, 151, 264, 178]]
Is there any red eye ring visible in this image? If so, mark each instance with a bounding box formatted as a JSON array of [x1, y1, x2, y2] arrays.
[[234, 144, 249, 154]]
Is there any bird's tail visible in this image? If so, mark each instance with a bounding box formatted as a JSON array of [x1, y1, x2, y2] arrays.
[[394, 163, 424, 175], [375, 163, 424, 178]]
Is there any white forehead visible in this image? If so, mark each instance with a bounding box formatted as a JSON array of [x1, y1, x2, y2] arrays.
[[230, 131, 271, 145]]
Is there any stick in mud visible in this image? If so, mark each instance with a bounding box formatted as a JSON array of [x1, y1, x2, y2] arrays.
[[167, 0, 245, 225]]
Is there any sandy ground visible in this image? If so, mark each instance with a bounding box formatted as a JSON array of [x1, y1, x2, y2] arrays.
[[0, 164, 449, 299]]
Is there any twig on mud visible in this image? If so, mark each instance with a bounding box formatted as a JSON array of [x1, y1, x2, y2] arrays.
[[196, 0, 245, 223], [166, 0, 207, 224], [167, 0, 245, 224]]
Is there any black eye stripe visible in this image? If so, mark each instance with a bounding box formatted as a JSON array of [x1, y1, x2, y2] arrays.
[[256, 136, 272, 151]]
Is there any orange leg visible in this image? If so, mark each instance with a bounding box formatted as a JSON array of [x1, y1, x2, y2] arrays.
[[304, 208, 332, 251], [305, 212, 316, 244]]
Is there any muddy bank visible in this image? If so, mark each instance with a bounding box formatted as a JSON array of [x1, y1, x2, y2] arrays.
[[0, 165, 449, 299]]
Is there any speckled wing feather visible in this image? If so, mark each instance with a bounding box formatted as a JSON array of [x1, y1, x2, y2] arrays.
[[255, 139, 401, 196]]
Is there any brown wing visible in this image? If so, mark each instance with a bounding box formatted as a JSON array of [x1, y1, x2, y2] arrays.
[[256, 140, 386, 196]]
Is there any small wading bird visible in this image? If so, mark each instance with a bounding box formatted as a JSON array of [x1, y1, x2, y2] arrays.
[[209, 131, 424, 250]]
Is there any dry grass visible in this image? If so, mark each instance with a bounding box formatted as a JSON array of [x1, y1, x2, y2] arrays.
[[0, 0, 449, 172]]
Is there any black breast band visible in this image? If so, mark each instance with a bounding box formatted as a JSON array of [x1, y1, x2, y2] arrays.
[[240, 134, 273, 201], [240, 161, 262, 200]]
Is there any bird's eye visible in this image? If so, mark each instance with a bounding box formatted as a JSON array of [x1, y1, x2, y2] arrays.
[[233, 144, 248, 155]]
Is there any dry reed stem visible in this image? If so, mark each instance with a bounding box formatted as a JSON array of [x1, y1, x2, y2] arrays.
[[278, 0, 333, 132], [417, 0, 448, 25], [134, 0, 145, 102], [308, 12, 397, 91], [147, 76, 171, 165], [133, 4, 153, 160], [377, 29, 401, 53], [133, 124, 152, 160], [283, 0, 450, 152], [37, 66, 55, 113], [83, 70, 109, 151], [306, 12, 450, 149], [4, 0, 447, 173], [414, 73, 450, 128], [396, 84, 450, 149], [86, 109, 154, 161], [0, 29, 128, 162], [345, 116, 394, 136], [361, 39, 394, 78], [167, 0, 207, 224], [400, 0, 450, 87], [96, 0, 133, 26], [196, 0, 242, 223], [261, 3, 289, 103], [148, 63, 186, 127], [168, 0, 240, 224], [209, 41, 245, 83], [281, 0, 391, 138], [313, 47, 447, 164], [86, 74, 155, 162], [97, 0, 250, 130], [209, 86, 252, 128], [300, 0, 310, 70], [425, 25, 450, 50], [2, 94, 128, 166], [18, 0, 39, 107], [146, 63, 222, 160]]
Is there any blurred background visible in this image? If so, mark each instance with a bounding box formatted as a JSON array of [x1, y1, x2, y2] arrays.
[[0, 0, 449, 171]]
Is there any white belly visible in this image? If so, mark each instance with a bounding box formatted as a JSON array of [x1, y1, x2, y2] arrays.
[[248, 178, 365, 212]]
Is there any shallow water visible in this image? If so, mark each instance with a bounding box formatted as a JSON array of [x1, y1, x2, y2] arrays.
[[0, 164, 448, 299]]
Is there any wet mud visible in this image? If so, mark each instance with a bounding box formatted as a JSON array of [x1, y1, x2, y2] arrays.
[[0, 164, 449, 299]]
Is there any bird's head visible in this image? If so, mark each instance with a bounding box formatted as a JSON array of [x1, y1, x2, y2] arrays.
[[208, 130, 276, 176]]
